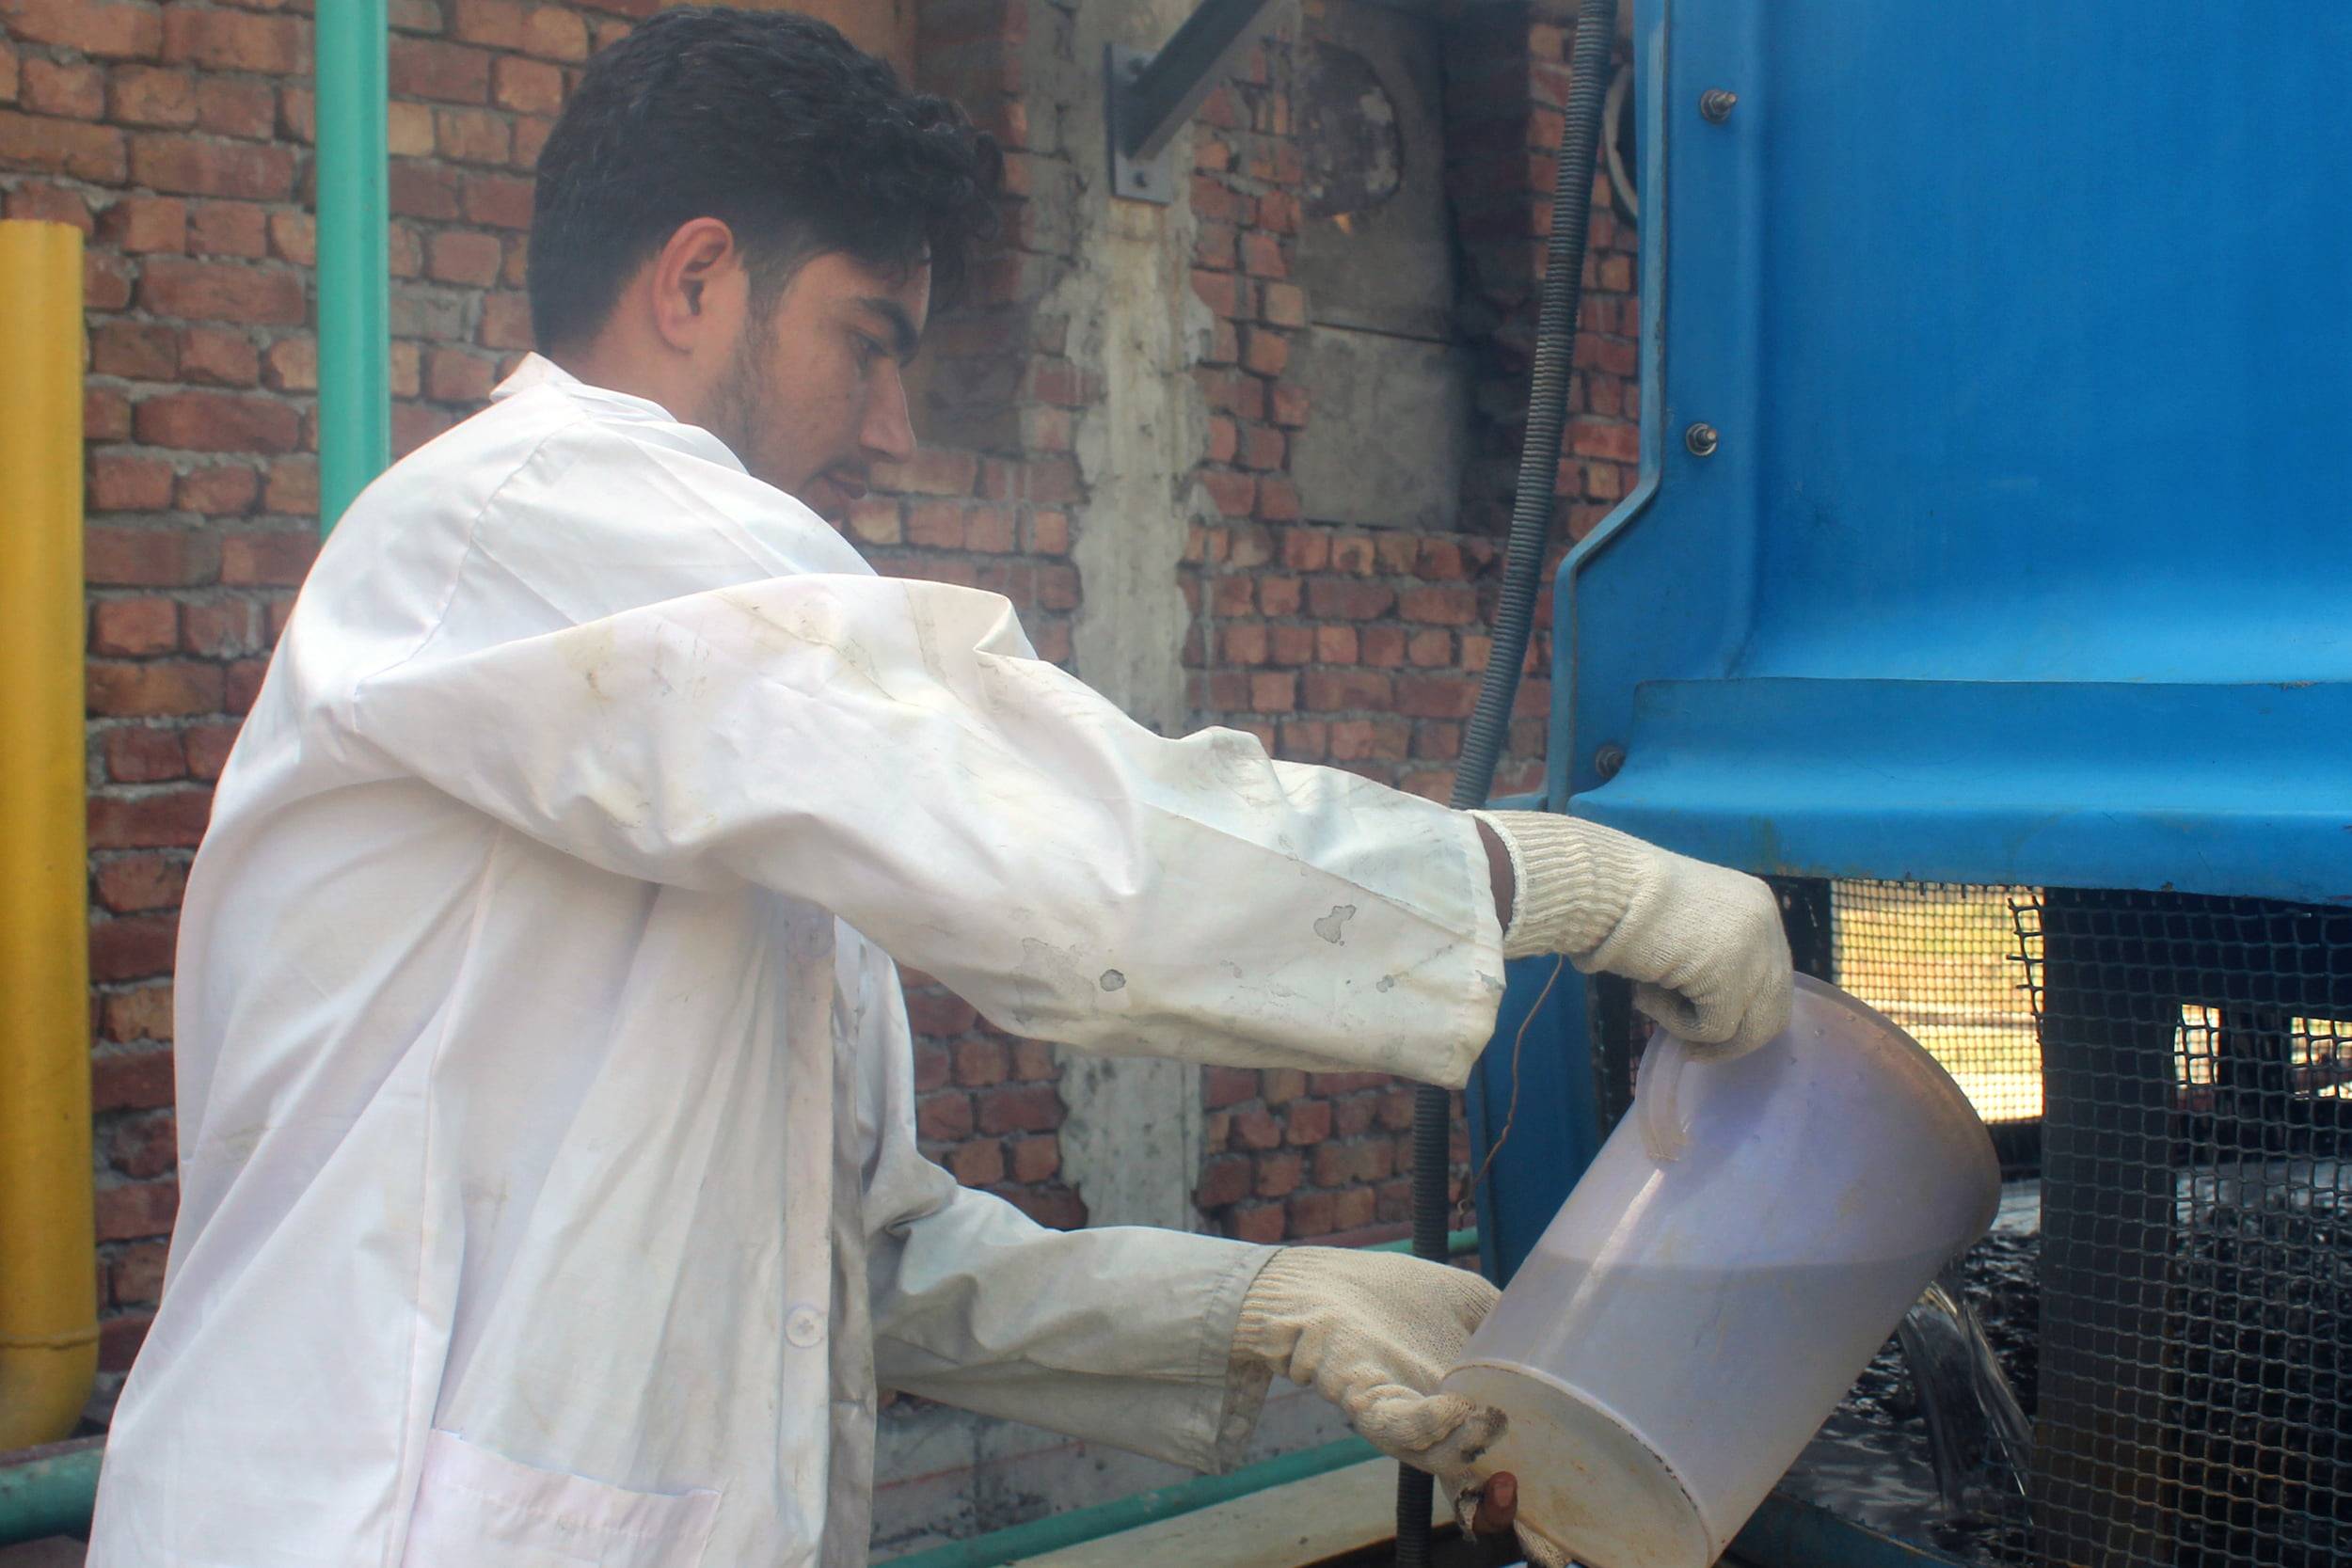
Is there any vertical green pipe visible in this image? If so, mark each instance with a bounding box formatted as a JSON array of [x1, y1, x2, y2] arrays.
[[314, 0, 390, 535]]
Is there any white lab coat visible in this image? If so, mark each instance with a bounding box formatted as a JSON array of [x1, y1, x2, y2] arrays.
[[87, 357, 1506, 1568]]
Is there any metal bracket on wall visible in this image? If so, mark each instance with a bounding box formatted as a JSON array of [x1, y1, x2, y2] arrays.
[[1105, 0, 1279, 204]]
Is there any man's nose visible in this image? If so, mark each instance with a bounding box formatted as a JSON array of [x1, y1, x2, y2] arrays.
[[862, 362, 916, 465]]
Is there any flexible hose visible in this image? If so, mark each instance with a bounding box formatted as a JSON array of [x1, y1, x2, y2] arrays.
[[1396, 1, 1618, 1561]]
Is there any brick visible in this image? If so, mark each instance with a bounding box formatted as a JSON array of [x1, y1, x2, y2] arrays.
[[1286, 1190, 1338, 1238], [1400, 584, 1479, 626], [1304, 579, 1395, 621], [93, 1179, 178, 1244], [87, 526, 215, 588], [461, 171, 532, 228], [185, 720, 239, 780], [421, 345, 493, 404], [91, 322, 178, 382], [83, 1050, 167, 1151], [1190, 267, 1241, 319], [89, 456, 174, 515], [1268, 625, 1314, 666], [179, 325, 261, 388], [1231, 1203, 1285, 1244], [389, 36, 491, 102], [915, 1091, 974, 1142], [178, 600, 255, 657], [1302, 669, 1394, 711], [1360, 626, 1406, 668], [96, 992, 174, 1052], [96, 853, 186, 914], [1254, 1150, 1303, 1198], [425, 228, 502, 288], [1270, 382, 1310, 428], [1204, 1065, 1259, 1108], [1238, 423, 1285, 472], [1286, 1100, 1334, 1144], [91, 911, 178, 981], [195, 76, 275, 140], [479, 290, 532, 349], [91, 596, 179, 656], [1, 0, 163, 59], [97, 194, 184, 254], [1262, 1068, 1307, 1105], [135, 389, 301, 452], [84, 246, 134, 309], [1240, 231, 1287, 278], [435, 104, 509, 164], [278, 83, 314, 145], [1196, 1154, 1250, 1210], [0, 40, 12, 103], [1331, 1186, 1378, 1231], [186, 198, 267, 259], [873, 447, 979, 498], [179, 465, 261, 515], [25, 57, 105, 119], [88, 659, 224, 718], [1242, 328, 1290, 378], [262, 458, 318, 517], [1254, 477, 1301, 524], [1200, 470, 1255, 518], [0, 109, 127, 181], [225, 656, 270, 715], [131, 134, 294, 198], [977, 1082, 1060, 1136], [266, 210, 314, 265], [511, 112, 552, 170], [1232, 1105, 1281, 1150], [262, 335, 317, 393], [1009, 1134, 1059, 1183], [1246, 671, 1294, 712], [492, 53, 564, 113], [946, 1140, 1004, 1186], [99, 1312, 153, 1373], [162, 8, 306, 73], [109, 1242, 167, 1308], [1258, 576, 1301, 616], [87, 388, 133, 440]]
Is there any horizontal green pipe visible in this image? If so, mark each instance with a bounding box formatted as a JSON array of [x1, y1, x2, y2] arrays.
[[0, 1438, 101, 1546], [1, 1237, 1482, 1554], [880, 1435, 1380, 1568], [1365, 1227, 1481, 1258]]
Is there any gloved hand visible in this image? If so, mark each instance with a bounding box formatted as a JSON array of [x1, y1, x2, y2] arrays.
[[1231, 1247, 1567, 1566], [1473, 810, 1793, 1060]]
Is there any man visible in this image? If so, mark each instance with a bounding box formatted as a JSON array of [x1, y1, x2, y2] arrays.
[[87, 11, 1790, 1566]]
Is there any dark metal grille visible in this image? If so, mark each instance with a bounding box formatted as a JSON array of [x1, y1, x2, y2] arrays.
[[2020, 889, 2350, 1568], [1582, 881, 2352, 1565]]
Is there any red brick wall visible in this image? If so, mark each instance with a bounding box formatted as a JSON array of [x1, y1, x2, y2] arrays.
[[1176, 7, 1639, 1246], [1, 0, 1632, 1401]]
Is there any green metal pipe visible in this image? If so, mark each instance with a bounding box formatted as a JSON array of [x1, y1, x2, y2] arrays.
[[0, 1438, 101, 1547], [879, 1436, 1380, 1568], [314, 0, 390, 534], [1366, 1227, 1480, 1258]]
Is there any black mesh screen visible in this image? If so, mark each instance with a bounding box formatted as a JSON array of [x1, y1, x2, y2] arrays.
[[1583, 881, 2352, 1566]]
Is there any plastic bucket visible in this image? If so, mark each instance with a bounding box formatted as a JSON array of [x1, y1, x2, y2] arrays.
[[1440, 975, 2000, 1568]]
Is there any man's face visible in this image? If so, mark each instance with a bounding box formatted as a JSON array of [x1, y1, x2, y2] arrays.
[[705, 251, 929, 521]]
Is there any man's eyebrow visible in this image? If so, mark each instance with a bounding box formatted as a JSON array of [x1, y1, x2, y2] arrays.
[[858, 298, 922, 361]]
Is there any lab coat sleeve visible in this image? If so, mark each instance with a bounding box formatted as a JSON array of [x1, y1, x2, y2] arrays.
[[867, 1169, 1275, 1473], [342, 571, 1505, 1084]]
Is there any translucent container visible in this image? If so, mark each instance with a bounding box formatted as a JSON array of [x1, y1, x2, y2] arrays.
[[1439, 975, 1999, 1568]]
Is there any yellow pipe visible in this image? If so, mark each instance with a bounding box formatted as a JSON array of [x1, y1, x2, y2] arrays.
[[0, 220, 98, 1449]]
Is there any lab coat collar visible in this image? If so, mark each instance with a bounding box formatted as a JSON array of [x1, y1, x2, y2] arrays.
[[493, 353, 749, 475]]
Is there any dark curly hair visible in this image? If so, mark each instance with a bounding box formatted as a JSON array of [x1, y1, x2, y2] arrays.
[[527, 8, 1002, 350]]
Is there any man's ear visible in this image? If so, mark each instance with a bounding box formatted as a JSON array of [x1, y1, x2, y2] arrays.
[[648, 217, 742, 354]]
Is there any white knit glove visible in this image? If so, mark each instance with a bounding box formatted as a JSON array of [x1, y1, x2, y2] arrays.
[[1231, 1248, 1566, 1566], [1474, 810, 1793, 1060]]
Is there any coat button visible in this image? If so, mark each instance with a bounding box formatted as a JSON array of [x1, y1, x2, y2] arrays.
[[786, 1306, 826, 1349]]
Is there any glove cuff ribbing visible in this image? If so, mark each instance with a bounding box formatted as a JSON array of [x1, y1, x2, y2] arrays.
[[1471, 810, 1649, 962]]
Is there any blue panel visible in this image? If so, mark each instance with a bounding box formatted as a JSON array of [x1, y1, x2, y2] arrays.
[[1465, 957, 1594, 1284], [1487, 0, 2352, 1346], [1580, 679, 2352, 904]]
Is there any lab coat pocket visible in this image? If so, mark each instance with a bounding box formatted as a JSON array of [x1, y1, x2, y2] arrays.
[[403, 1428, 721, 1568]]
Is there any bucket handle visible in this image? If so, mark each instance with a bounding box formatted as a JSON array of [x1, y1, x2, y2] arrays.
[[1637, 1031, 1693, 1162]]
